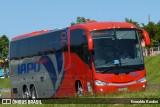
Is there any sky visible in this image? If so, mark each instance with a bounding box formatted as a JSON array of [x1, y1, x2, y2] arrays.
[[0, 0, 160, 40]]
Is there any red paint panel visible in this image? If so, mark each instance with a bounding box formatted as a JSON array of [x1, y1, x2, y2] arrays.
[[12, 30, 51, 40]]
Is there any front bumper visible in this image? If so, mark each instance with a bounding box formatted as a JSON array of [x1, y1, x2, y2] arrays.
[[94, 81, 147, 94]]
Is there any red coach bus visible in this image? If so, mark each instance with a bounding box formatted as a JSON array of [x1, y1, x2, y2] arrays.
[[9, 21, 150, 98]]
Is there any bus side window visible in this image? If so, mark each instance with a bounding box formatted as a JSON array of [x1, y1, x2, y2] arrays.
[[70, 29, 85, 60], [44, 50, 54, 55], [70, 29, 91, 67], [51, 42, 62, 54], [61, 40, 68, 52], [10, 41, 18, 60], [38, 51, 44, 55], [84, 46, 92, 69], [43, 42, 54, 55]]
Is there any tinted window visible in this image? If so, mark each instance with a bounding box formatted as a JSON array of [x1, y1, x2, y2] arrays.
[[70, 29, 88, 61], [18, 39, 30, 58], [10, 29, 68, 59], [30, 35, 43, 56], [10, 41, 18, 59], [91, 29, 144, 73]]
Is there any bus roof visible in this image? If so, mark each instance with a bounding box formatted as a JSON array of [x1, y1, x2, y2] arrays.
[[70, 21, 137, 31], [12, 21, 137, 41], [12, 30, 52, 41]]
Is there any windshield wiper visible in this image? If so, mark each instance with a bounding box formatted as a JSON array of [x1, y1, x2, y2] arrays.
[[99, 60, 120, 73], [124, 66, 144, 70], [95, 60, 115, 68], [101, 66, 134, 74], [101, 67, 116, 74], [98, 65, 144, 74]]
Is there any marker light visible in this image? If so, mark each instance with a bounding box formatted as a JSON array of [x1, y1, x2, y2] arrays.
[[137, 77, 146, 83], [95, 80, 109, 86]]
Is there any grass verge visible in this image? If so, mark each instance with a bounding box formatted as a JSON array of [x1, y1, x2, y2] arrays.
[[0, 78, 10, 88]]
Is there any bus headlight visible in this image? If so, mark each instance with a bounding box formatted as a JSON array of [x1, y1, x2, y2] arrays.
[[137, 77, 146, 83], [95, 80, 109, 86]]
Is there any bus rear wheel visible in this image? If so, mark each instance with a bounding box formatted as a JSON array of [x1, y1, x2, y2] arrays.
[[23, 86, 30, 99], [30, 86, 37, 99]]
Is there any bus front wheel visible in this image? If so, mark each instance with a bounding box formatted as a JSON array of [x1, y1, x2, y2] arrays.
[[76, 81, 83, 96]]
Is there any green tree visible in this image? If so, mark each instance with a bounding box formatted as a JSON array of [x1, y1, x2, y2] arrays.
[[142, 22, 160, 46], [0, 35, 9, 78], [125, 18, 160, 47], [71, 16, 91, 26], [125, 18, 140, 28]]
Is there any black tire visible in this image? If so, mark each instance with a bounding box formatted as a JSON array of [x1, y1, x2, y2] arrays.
[[30, 86, 37, 99], [23, 87, 30, 99], [76, 82, 83, 96]]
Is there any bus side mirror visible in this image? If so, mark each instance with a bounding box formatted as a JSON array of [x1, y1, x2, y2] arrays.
[[139, 29, 151, 46], [88, 34, 93, 50]]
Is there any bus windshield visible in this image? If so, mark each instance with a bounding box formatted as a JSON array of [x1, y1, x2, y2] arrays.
[[91, 29, 144, 73]]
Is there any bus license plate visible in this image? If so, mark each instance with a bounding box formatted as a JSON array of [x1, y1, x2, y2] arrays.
[[119, 87, 127, 91]]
